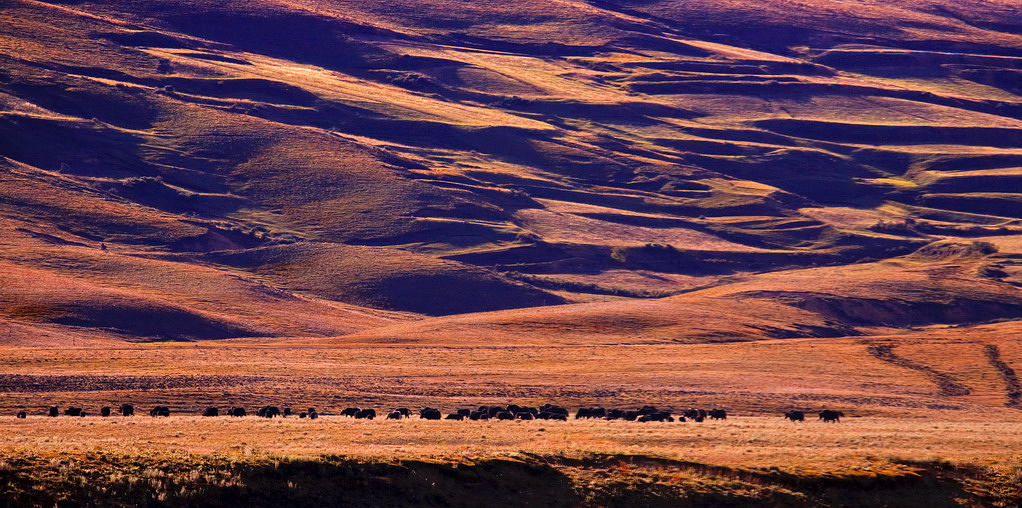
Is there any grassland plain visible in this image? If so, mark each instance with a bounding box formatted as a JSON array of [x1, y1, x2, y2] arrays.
[[0, 329, 1018, 505], [0, 417, 1019, 507], [2, 0, 1022, 504]]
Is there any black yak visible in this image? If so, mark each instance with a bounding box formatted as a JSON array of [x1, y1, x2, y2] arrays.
[[638, 412, 674, 422]]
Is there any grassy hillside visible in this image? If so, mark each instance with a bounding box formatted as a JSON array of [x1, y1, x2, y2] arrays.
[[3, 0, 1021, 338]]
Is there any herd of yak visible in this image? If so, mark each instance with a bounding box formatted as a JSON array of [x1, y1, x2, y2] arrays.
[[12, 404, 847, 422]]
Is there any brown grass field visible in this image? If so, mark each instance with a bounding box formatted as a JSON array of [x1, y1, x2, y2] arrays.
[[2, 0, 1022, 504], [1, 416, 1019, 468], [0, 415, 1019, 506]]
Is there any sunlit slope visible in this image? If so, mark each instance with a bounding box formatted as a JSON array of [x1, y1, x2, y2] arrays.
[[332, 245, 1022, 345], [0, 0, 1021, 341], [0, 222, 417, 342]]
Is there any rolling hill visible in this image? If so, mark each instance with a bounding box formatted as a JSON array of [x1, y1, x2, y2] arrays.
[[1, 0, 1021, 416]]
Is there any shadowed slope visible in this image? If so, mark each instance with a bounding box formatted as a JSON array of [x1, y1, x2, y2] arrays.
[[334, 248, 1022, 345], [1, 0, 1021, 343]]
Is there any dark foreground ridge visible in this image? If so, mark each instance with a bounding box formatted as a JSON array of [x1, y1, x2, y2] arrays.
[[0, 452, 1017, 507]]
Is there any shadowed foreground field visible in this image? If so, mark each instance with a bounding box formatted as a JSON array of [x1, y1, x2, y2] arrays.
[[0, 417, 1020, 507]]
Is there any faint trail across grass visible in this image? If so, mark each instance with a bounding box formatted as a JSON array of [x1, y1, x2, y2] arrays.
[[984, 344, 1022, 408], [865, 342, 972, 397]]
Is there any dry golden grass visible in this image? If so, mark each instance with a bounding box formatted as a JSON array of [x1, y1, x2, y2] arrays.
[[0, 416, 1019, 469], [0, 322, 1018, 420]]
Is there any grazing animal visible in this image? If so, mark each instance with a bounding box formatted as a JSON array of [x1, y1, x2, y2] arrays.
[[819, 410, 843, 423], [48, 407, 59, 417], [341, 408, 360, 417], [64, 407, 83, 417], [355, 409, 376, 420], [387, 411, 404, 420], [576, 407, 607, 419], [396, 408, 411, 417], [419, 408, 442, 420], [228, 407, 247, 417], [202, 407, 219, 417], [456, 409, 471, 417], [605, 409, 624, 420], [496, 411, 514, 420], [283, 408, 293, 417], [150, 406, 170, 417], [538, 405, 568, 420], [638, 412, 674, 422], [308, 410, 318, 420], [445, 413, 465, 420], [784, 411, 805, 422], [100, 407, 112, 417], [709, 409, 727, 420], [16, 411, 26, 419], [516, 412, 535, 420], [299, 412, 307, 418], [257, 406, 281, 418], [120, 404, 134, 417], [469, 411, 488, 421]]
